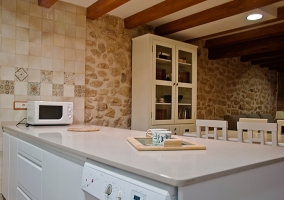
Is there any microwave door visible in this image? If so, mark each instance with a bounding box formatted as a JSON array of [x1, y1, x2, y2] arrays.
[[39, 105, 63, 120]]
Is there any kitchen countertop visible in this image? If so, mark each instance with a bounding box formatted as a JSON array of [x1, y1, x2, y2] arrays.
[[2, 123, 284, 187]]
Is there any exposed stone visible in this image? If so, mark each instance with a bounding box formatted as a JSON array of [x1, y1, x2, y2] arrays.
[[89, 31, 97, 39], [86, 56, 96, 64], [110, 67, 121, 77], [85, 104, 95, 109], [121, 73, 126, 83], [109, 88, 117, 96], [95, 113, 104, 118], [105, 108, 115, 118], [99, 89, 109, 95], [98, 43, 106, 53], [91, 49, 101, 58], [106, 96, 122, 106], [114, 117, 124, 127], [118, 86, 131, 97], [89, 80, 103, 88], [97, 63, 109, 69], [94, 95, 104, 101], [98, 70, 107, 77], [86, 40, 96, 47], [108, 57, 114, 66], [96, 102, 108, 111], [85, 88, 97, 97], [103, 78, 109, 81], [103, 54, 107, 60], [120, 108, 131, 116]]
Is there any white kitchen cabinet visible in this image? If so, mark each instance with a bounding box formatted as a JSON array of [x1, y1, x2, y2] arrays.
[[42, 147, 61, 200], [60, 152, 85, 200], [132, 34, 197, 134], [2, 133, 18, 200]]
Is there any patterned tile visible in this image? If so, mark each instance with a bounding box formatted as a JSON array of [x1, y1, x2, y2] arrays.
[[15, 68, 28, 82], [53, 84, 64, 96], [41, 70, 53, 83], [74, 85, 85, 97], [28, 82, 40, 96], [64, 72, 75, 85], [0, 80, 15, 94]]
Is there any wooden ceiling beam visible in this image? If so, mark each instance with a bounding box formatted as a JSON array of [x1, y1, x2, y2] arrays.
[[259, 61, 284, 68], [155, 0, 283, 36], [269, 66, 284, 70], [186, 6, 284, 43], [87, 0, 130, 20], [251, 57, 284, 65], [204, 22, 284, 48], [208, 34, 284, 60], [38, 0, 58, 8], [240, 49, 284, 62], [124, 0, 206, 29]]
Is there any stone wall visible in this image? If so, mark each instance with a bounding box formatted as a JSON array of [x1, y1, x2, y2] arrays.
[[85, 15, 153, 128], [191, 40, 278, 119], [277, 73, 284, 111]]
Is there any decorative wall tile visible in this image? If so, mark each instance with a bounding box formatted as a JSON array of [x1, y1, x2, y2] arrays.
[[64, 84, 74, 97], [41, 70, 53, 83], [40, 83, 52, 96], [1, 66, 15, 80], [0, 80, 14, 94], [28, 69, 40, 82], [14, 81, 27, 95], [15, 67, 28, 81], [52, 84, 63, 96], [64, 72, 74, 85], [28, 82, 40, 96], [74, 85, 84, 97]]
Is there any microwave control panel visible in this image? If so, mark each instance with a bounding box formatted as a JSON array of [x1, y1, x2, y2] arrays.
[[81, 160, 177, 200]]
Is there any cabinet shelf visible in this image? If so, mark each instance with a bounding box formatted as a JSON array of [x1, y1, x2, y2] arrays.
[[178, 62, 191, 66], [178, 103, 192, 106], [156, 58, 172, 66], [156, 103, 171, 105]]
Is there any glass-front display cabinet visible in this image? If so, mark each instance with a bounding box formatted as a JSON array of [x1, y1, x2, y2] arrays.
[[131, 34, 197, 133]]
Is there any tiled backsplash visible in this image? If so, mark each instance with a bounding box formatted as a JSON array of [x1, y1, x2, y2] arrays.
[[0, 0, 86, 123]]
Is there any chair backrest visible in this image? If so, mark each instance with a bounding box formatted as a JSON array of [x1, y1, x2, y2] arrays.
[[196, 120, 228, 140], [237, 122, 277, 146], [239, 118, 268, 123], [277, 120, 284, 135]]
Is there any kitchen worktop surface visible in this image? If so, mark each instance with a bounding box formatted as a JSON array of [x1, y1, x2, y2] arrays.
[[2, 123, 284, 187]]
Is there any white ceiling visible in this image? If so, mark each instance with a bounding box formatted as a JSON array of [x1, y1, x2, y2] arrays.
[[60, 0, 284, 41]]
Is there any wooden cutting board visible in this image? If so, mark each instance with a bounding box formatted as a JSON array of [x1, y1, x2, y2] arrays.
[[127, 136, 206, 151]]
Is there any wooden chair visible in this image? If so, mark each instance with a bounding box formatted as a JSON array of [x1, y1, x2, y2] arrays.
[[237, 122, 277, 146], [240, 118, 268, 143], [196, 119, 228, 140], [264, 120, 284, 147]]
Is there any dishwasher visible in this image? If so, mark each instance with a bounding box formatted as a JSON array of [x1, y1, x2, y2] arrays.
[[81, 159, 177, 200]]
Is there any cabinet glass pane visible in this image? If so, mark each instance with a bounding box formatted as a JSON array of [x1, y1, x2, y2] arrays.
[[155, 85, 172, 120], [177, 87, 192, 120], [156, 45, 172, 81], [178, 50, 192, 84]]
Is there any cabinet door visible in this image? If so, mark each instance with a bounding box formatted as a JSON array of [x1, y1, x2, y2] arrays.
[[175, 46, 197, 124], [153, 40, 175, 125], [9, 135, 18, 200], [2, 133, 9, 199], [60, 153, 85, 200], [42, 147, 61, 200]]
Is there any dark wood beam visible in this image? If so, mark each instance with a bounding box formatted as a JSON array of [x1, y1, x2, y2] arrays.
[[186, 6, 284, 43], [38, 0, 58, 8], [251, 57, 284, 65], [155, 0, 283, 36], [240, 49, 284, 62], [260, 62, 284, 68], [269, 66, 284, 70], [87, 0, 130, 20], [204, 22, 284, 48], [208, 34, 284, 60], [124, 0, 206, 29]]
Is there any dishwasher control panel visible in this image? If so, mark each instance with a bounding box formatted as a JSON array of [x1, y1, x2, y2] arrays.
[[81, 159, 177, 200]]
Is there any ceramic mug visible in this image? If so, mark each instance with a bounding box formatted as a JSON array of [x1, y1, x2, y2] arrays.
[[156, 130, 172, 146], [146, 128, 167, 145]]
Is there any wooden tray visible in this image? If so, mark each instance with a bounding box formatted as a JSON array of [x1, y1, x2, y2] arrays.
[[127, 137, 206, 151]]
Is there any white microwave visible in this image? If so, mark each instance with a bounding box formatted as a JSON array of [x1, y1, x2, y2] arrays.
[[27, 101, 73, 125]]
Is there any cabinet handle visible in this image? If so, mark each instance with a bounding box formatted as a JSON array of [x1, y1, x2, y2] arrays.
[[176, 83, 178, 86], [173, 83, 175, 86]]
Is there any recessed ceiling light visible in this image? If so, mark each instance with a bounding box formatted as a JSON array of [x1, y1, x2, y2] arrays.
[[247, 14, 263, 21]]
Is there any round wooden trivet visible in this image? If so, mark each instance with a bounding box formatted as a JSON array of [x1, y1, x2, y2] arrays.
[[67, 127, 100, 132]]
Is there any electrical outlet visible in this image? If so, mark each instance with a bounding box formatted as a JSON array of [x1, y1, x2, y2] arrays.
[[14, 101, 27, 110]]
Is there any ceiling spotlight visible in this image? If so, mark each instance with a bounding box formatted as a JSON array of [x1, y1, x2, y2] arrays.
[[247, 14, 263, 20]]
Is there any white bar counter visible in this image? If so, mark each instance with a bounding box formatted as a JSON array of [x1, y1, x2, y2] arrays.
[[2, 123, 284, 200]]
